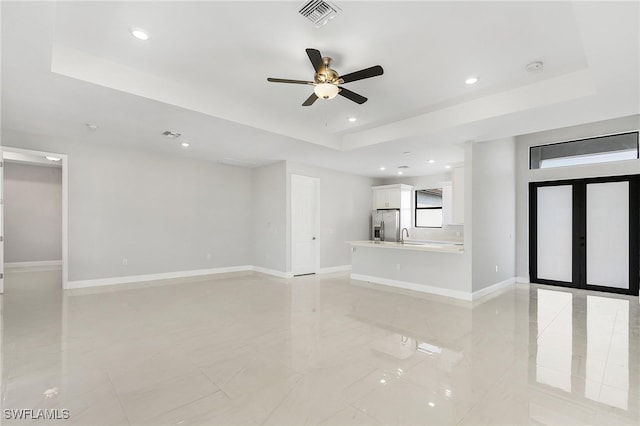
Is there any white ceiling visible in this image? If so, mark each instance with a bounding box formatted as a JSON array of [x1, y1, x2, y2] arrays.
[[1, 1, 639, 177]]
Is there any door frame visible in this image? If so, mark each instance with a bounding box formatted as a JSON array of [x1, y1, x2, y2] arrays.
[[1, 147, 69, 290], [529, 174, 639, 296], [290, 174, 320, 276]]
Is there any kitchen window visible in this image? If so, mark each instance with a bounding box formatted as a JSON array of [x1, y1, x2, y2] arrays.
[[415, 188, 443, 228]]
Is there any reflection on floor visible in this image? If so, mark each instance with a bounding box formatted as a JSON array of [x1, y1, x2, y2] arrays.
[[0, 268, 638, 425]]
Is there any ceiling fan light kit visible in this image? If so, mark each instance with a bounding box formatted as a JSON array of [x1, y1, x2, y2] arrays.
[[267, 48, 384, 106], [314, 83, 339, 99]]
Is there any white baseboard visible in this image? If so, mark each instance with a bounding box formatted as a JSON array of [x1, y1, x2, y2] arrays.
[[471, 277, 516, 300], [318, 265, 352, 274], [350, 274, 517, 301], [516, 276, 530, 283], [350, 273, 473, 301], [251, 266, 294, 279], [67, 265, 253, 289], [5, 260, 62, 269]]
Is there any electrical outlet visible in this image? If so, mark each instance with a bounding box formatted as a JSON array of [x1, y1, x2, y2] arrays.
[[495, 265, 499, 272], [207, 253, 212, 260], [122, 258, 128, 266], [396, 264, 401, 270]]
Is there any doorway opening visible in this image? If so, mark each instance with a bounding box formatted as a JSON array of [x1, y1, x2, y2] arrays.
[[529, 174, 639, 296], [0, 147, 69, 293]]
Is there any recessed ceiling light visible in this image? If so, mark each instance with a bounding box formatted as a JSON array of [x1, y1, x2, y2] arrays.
[[181, 142, 190, 148], [403, 151, 412, 155], [444, 165, 451, 169], [131, 29, 149, 40], [465, 77, 478, 85], [45, 156, 61, 162], [347, 117, 357, 122], [428, 159, 435, 164], [379, 166, 386, 171], [85, 123, 98, 131], [397, 171, 403, 175]]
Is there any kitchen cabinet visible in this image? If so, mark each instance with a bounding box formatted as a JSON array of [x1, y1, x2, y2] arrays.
[[372, 184, 412, 210]]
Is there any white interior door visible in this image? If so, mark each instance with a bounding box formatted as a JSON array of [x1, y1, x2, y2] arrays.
[[292, 174, 318, 276], [537, 185, 573, 282], [586, 181, 629, 289]]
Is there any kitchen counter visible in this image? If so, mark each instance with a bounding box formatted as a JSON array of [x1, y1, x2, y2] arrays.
[[350, 240, 464, 254], [350, 239, 471, 300]]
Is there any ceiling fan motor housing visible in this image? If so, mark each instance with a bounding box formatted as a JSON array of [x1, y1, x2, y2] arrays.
[[314, 57, 341, 84]]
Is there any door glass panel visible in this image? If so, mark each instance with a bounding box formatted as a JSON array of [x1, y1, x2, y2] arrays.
[[586, 181, 629, 289], [537, 185, 573, 282]]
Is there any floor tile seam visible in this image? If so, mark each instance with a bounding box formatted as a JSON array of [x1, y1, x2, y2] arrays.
[[148, 389, 226, 425], [258, 375, 306, 425], [111, 370, 222, 424], [452, 358, 522, 425], [197, 366, 231, 400], [105, 370, 133, 426], [108, 366, 212, 402], [301, 364, 379, 398], [197, 365, 245, 400], [596, 310, 620, 395], [536, 300, 574, 339], [345, 401, 385, 425]]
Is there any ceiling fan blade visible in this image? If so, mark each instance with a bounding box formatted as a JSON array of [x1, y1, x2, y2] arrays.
[[267, 78, 314, 85], [302, 92, 318, 106], [338, 87, 367, 104], [340, 65, 384, 84], [306, 48, 324, 73]]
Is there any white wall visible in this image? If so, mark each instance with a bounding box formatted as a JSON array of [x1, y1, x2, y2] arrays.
[[470, 137, 516, 291], [3, 130, 253, 281], [251, 161, 287, 272], [515, 114, 640, 279], [286, 161, 374, 271], [3, 162, 62, 263]]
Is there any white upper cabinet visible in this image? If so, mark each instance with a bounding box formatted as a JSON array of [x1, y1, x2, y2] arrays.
[[372, 184, 412, 210]]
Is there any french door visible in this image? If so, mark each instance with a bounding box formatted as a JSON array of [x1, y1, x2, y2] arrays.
[[529, 175, 639, 295]]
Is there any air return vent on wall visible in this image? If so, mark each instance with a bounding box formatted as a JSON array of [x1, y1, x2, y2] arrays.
[[298, 0, 340, 28]]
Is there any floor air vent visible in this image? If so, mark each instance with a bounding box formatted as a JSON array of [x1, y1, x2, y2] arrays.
[[298, 0, 340, 28]]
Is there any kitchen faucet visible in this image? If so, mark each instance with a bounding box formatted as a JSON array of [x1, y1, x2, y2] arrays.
[[401, 228, 410, 244]]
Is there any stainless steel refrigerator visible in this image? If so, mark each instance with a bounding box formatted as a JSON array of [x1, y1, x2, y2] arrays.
[[371, 210, 400, 242]]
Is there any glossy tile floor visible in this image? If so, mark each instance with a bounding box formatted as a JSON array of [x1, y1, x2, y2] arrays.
[[1, 268, 638, 425]]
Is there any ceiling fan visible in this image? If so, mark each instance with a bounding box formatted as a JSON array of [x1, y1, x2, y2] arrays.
[[267, 48, 384, 106]]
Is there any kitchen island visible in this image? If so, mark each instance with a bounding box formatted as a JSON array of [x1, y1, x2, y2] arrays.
[[350, 239, 477, 301]]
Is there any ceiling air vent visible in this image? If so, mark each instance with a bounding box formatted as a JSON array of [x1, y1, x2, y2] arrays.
[[162, 131, 182, 138], [298, 0, 340, 28]]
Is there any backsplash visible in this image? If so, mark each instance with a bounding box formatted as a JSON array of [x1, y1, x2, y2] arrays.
[[408, 224, 464, 243]]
